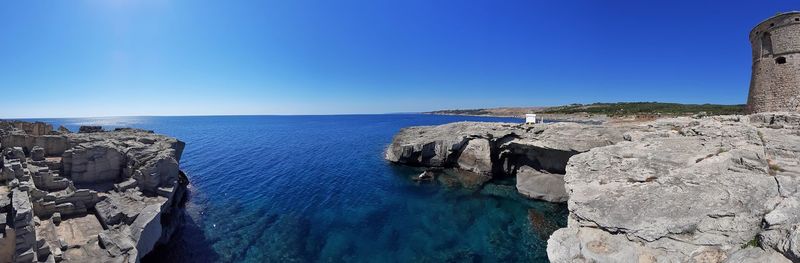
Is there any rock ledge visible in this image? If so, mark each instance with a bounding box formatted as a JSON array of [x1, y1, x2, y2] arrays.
[[548, 113, 800, 262], [0, 121, 188, 263]]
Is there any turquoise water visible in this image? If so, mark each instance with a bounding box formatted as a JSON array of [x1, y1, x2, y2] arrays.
[[28, 115, 567, 263]]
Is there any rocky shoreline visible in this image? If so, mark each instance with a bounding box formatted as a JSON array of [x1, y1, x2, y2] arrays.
[[385, 120, 638, 202], [0, 121, 188, 262], [425, 112, 612, 124], [385, 112, 800, 262]]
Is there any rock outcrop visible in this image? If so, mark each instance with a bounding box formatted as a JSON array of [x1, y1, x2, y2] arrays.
[[386, 113, 800, 262], [385, 121, 634, 201], [0, 121, 188, 262], [547, 113, 800, 262]]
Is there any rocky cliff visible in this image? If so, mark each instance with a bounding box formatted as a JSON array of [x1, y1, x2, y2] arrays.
[[386, 113, 800, 262], [0, 121, 188, 263], [548, 113, 800, 262], [385, 121, 636, 202]]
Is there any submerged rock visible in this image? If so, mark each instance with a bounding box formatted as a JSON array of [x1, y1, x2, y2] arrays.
[[0, 120, 188, 262], [413, 170, 435, 181]]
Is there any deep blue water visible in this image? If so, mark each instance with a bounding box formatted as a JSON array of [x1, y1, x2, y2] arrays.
[[25, 114, 567, 263]]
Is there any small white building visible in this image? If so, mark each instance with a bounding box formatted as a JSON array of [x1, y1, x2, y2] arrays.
[[525, 114, 537, 124]]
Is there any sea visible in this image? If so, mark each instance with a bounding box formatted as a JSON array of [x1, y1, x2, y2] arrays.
[[26, 114, 568, 263]]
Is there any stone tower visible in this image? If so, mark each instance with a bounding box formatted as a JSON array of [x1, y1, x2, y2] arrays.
[[746, 12, 800, 113]]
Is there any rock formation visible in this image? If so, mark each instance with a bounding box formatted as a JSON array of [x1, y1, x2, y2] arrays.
[[0, 121, 188, 262], [386, 113, 800, 262], [385, 121, 635, 201], [547, 113, 800, 262]]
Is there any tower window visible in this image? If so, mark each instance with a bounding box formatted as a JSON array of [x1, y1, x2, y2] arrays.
[[762, 32, 773, 57], [776, 57, 787, 64]]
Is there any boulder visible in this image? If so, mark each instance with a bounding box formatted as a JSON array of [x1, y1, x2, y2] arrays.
[[130, 204, 163, 261], [57, 126, 70, 134], [1, 163, 15, 181], [132, 153, 179, 193], [114, 179, 138, 192], [448, 169, 491, 188], [98, 229, 135, 258], [62, 143, 125, 184], [456, 138, 493, 175], [515, 166, 567, 202], [5, 147, 24, 161], [78, 126, 103, 133], [413, 170, 435, 181], [30, 146, 44, 161], [52, 212, 61, 225]]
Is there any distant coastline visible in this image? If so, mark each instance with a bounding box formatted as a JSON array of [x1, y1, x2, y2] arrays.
[[426, 102, 746, 124]]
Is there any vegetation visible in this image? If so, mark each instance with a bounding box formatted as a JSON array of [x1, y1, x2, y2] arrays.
[[741, 237, 759, 249], [429, 102, 746, 118], [540, 102, 746, 117], [429, 109, 494, 115], [768, 161, 784, 176]]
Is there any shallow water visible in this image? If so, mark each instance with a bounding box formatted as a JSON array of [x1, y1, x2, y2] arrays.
[[27, 114, 567, 263]]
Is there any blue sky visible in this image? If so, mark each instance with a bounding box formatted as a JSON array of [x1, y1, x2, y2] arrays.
[[0, 1, 796, 118]]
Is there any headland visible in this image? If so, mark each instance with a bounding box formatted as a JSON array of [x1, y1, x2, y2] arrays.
[[0, 121, 187, 262]]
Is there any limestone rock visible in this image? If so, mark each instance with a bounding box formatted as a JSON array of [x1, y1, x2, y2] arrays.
[[7, 121, 54, 136], [78, 126, 103, 133], [132, 153, 179, 193], [30, 146, 44, 162], [51, 212, 61, 225], [129, 204, 162, 261], [726, 247, 792, 263], [56, 126, 70, 134], [98, 229, 135, 258], [1, 134, 68, 156], [515, 166, 567, 202], [13, 189, 37, 262], [114, 179, 138, 192], [5, 147, 25, 161], [547, 113, 800, 262], [456, 138, 492, 175], [413, 170, 435, 181], [0, 121, 189, 262], [95, 191, 150, 227], [386, 121, 634, 202], [63, 143, 125, 184]]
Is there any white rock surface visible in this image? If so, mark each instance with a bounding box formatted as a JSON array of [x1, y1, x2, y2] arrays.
[[385, 121, 634, 202], [456, 138, 493, 175], [515, 166, 567, 202], [547, 113, 800, 262]]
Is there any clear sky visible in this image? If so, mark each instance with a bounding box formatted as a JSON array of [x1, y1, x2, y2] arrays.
[[0, 1, 796, 118]]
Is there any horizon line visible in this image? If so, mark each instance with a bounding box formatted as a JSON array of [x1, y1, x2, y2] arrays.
[[1, 101, 747, 120], [0, 112, 433, 120]]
